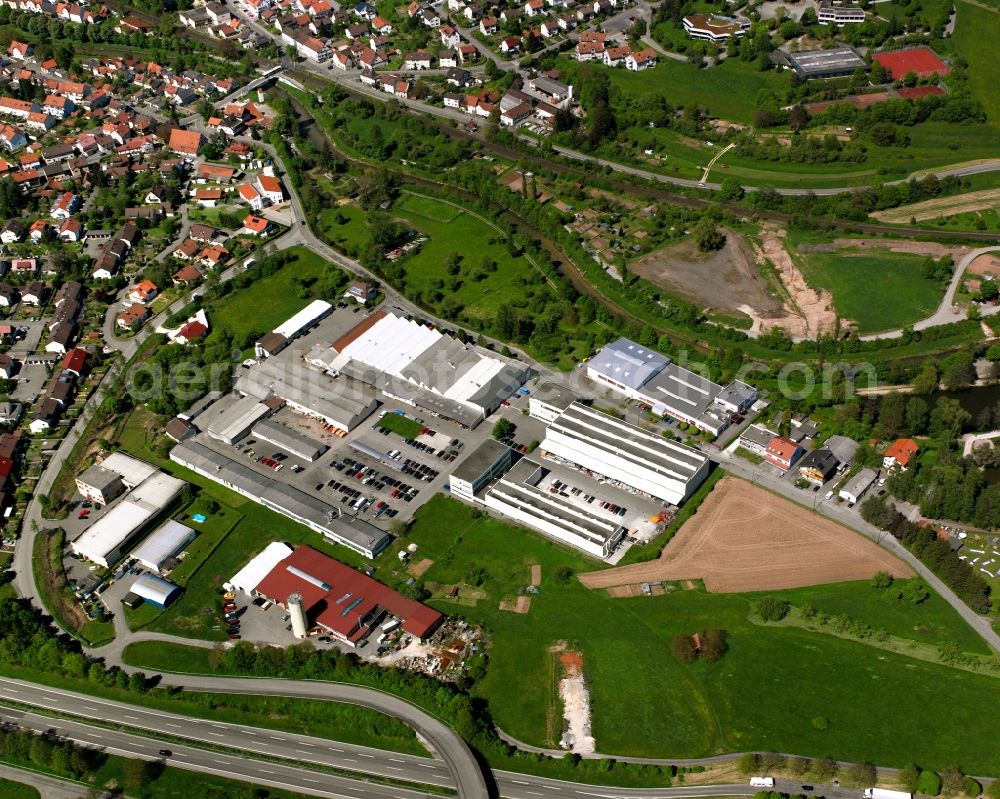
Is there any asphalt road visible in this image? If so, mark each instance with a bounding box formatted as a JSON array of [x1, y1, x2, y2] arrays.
[[0, 676, 872, 799]]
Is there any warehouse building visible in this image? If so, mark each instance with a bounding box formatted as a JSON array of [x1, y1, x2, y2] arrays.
[[200, 394, 274, 444], [99, 452, 159, 485], [252, 545, 443, 644], [528, 381, 579, 423], [132, 573, 182, 608], [251, 418, 328, 462], [585, 338, 756, 435], [308, 311, 529, 428], [70, 469, 187, 567], [449, 439, 515, 502], [226, 541, 294, 595], [170, 439, 390, 558], [485, 458, 627, 559], [237, 352, 380, 433], [775, 46, 867, 79], [131, 519, 196, 572], [839, 468, 877, 504], [541, 402, 710, 505], [273, 300, 333, 341]]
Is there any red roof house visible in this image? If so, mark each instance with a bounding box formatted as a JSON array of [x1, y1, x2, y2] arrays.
[[883, 438, 919, 471], [764, 436, 803, 472]]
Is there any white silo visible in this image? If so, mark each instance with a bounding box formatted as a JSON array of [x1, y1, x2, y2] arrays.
[[288, 592, 308, 639]]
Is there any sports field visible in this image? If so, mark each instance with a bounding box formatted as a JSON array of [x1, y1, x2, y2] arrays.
[[579, 478, 912, 593]]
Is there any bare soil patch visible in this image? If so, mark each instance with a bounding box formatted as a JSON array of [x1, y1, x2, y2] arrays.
[[408, 558, 434, 578], [530, 564, 541, 586], [872, 188, 1000, 224], [817, 238, 969, 262], [754, 225, 838, 338], [967, 253, 1000, 278], [630, 229, 787, 327], [580, 477, 912, 593], [499, 596, 532, 613]]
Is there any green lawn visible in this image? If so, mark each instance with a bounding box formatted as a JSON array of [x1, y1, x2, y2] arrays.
[[954, 1, 1000, 124], [789, 246, 945, 333], [378, 412, 425, 439], [0, 776, 40, 799], [602, 57, 791, 124], [377, 495, 998, 771], [209, 247, 333, 342]]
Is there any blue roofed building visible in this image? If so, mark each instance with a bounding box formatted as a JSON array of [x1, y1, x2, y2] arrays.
[[585, 337, 757, 436]]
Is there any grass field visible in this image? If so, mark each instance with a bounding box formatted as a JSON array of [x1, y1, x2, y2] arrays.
[[378, 412, 424, 439], [789, 246, 944, 333], [954, 1, 1000, 124], [600, 58, 790, 124], [0, 776, 40, 799], [209, 247, 333, 343], [374, 495, 998, 770], [390, 191, 555, 324]]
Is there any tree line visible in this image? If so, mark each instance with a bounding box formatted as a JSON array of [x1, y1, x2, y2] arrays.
[[860, 497, 992, 612]]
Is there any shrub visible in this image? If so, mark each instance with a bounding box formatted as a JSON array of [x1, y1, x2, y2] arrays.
[[812, 716, 830, 730], [671, 633, 697, 663], [757, 597, 791, 622], [916, 770, 942, 796]]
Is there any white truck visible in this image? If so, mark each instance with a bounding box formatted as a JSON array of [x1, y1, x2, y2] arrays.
[[750, 777, 775, 788], [864, 790, 911, 799]]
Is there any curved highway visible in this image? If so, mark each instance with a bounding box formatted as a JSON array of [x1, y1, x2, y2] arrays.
[[0, 676, 873, 799]]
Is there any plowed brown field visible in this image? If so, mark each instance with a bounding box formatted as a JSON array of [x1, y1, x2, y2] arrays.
[[580, 477, 912, 593]]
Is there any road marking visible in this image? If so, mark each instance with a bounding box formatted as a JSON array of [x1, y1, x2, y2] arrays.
[[166, 723, 182, 729], [208, 732, 224, 737], [214, 759, 230, 765], [512, 780, 530, 785], [418, 763, 436, 768], [389, 758, 405, 762], [359, 753, 374, 757], [386, 766, 403, 771], [300, 742, 315, 747], [124, 715, 139, 721], [270, 735, 283, 740], [296, 749, 312, 754]]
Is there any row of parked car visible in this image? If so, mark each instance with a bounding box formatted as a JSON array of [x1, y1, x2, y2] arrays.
[[333, 456, 422, 500], [223, 591, 241, 640]]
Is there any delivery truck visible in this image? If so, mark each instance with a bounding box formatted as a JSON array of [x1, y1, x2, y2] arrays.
[[864, 790, 911, 799], [750, 777, 775, 788]]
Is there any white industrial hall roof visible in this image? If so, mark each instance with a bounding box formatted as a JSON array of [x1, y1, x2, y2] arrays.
[[274, 300, 333, 340], [131, 519, 196, 571], [99, 452, 158, 487], [226, 541, 294, 595]]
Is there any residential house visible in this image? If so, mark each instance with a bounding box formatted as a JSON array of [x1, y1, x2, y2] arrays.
[[797, 449, 839, 485], [58, 218, 83, 242], [0, 220, 24, 244], [883, 438, 919, 471], [625, 48, 657, 71], [241, 215, 272, 236], [0, 353, 14, 379], [116, 303, 150, 331], [256, 174, 284, 205], [403, 50, 433, 70], [238, 182, 264, 210], [480, 16, 498, 34], [763, 436, 803, 472], [0, 125, 27, 152], [501, 36, 521, 54], [128, 279, 158, 304], [168, 128, 202, 158], [0, 284, 16, 308], [21, 282, 44, 306], [346, 280, 377, 303], [45, 321, 74, 355], [30, 398, 61, 434]]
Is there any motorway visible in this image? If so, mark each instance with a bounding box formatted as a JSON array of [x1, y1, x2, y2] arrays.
[[0, 678, 868, 799]]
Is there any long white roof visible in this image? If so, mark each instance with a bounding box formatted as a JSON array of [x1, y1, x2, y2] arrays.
[[340, 314, 440, 375], [274, 300, 333, 339], [227, 541, 294, 595], [99, 452, 157, 486]]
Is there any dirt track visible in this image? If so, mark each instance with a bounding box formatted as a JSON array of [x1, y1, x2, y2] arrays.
[[580, 477, 912, 593], [872, 188, 1000, 224]]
